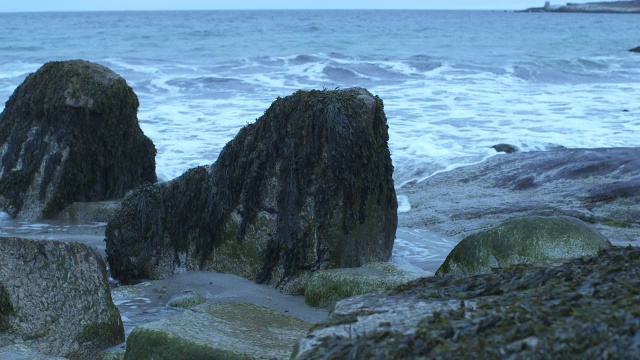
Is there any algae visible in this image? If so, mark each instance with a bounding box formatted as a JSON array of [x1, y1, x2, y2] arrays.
[[436, 216, 611, 276], [106, 88, 397, 289]]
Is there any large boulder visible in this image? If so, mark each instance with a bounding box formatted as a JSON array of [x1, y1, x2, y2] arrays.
[[0, 237, 124, 359], [293, 246, 640, 359], [106, 88, 397, 291], [398, 147, 640, 244], [124, 302, 310, 359], [0, 60, 156, 220], [436, 216, 611, 276]]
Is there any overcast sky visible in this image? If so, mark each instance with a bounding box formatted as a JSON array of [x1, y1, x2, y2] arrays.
[[1, 1, 559, 12]]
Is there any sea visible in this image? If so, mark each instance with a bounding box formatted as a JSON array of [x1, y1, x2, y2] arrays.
[[0, 10, 639, 273]]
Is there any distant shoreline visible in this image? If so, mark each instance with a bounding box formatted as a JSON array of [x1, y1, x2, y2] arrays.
[[520, 1, 640, 13]]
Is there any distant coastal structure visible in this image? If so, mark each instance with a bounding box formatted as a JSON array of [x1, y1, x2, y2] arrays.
[[521, 0, 640, 13]]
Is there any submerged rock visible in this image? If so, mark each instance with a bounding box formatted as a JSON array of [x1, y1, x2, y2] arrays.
[[0, 60, 156, 220], [489, 143, 518, 154], [0, 237, 124, 359], [436, 216, 611, 276], [106, 88, 397, 291], [294, 246, 640, 359], [124, 302, 310, 359]]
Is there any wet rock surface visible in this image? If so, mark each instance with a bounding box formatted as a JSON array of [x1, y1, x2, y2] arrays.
[[106, 88, 397, 291], [125, 302, 310, 360], [294, 246, 640, 359], [0, 237, 124, 359], [436, 216, 611, 276], [398, 147, 640, 245], [0, 60, 156, 220]]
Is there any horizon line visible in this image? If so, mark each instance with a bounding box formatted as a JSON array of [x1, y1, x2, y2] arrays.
[[0, 8, 520, 14]]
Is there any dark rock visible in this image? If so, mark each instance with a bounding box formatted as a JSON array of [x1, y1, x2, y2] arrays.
[[489, 143, 518, 154], [293, 246, 640, 359], [106, 88, 397, 291], [398, 147, 640, 245], [630, 46, 640, 53], [0, 60, 156, 220], [0, 237, 124, 359], [436, 216, 611, 276]]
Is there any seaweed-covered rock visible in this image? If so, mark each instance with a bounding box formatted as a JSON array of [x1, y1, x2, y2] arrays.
[[0, 237, 124, 359], [106, 88, 397, 291], [0, 60, 156, 220], [125, 302, 310, 359], [436, 216, 611, 276], [294, 246, 640, 359], [303, 262, 430, 309]]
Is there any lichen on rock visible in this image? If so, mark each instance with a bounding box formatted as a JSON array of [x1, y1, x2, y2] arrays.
[[0, 60, 156, 220], [106, 87, 397, 291]]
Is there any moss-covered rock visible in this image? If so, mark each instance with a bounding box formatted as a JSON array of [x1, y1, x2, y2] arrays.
[[436, 216, 611, 276], [124, 302, 310, 359], [0, 60, 156, 220], [106, 88, 397, 291], [304, 262, 431, 309], [167, 291, 207, 309], [294, 246, 640, 359], [0, 237, 124, 359]]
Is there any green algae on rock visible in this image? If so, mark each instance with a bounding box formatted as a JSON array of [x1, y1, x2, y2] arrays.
[[436, 216, 611, 276], [106, 88, 397, 291], [0, 60, 156, 220], [294, 246, 640, 359], [167, 291, 207, 309], [304, 262, 431, 309], [0, 237, 124, 359], [124, 302, 310, 360]]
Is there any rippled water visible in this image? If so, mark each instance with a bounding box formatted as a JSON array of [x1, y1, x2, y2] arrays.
[[0, 9, 638, 288], [1, 10, 639, 185]]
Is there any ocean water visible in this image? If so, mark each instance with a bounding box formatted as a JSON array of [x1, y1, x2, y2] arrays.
[[1, 10, 640, 270]]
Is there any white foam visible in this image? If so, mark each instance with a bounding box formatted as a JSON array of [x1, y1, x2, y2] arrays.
[[397, 195, 411, 213]]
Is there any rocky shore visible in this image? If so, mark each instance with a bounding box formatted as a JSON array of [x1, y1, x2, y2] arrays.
[[0, 60, 638, 358], [521, 1, 640, 13]]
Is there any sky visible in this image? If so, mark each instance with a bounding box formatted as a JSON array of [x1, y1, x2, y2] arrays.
[[0, 0, 561, 12]]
